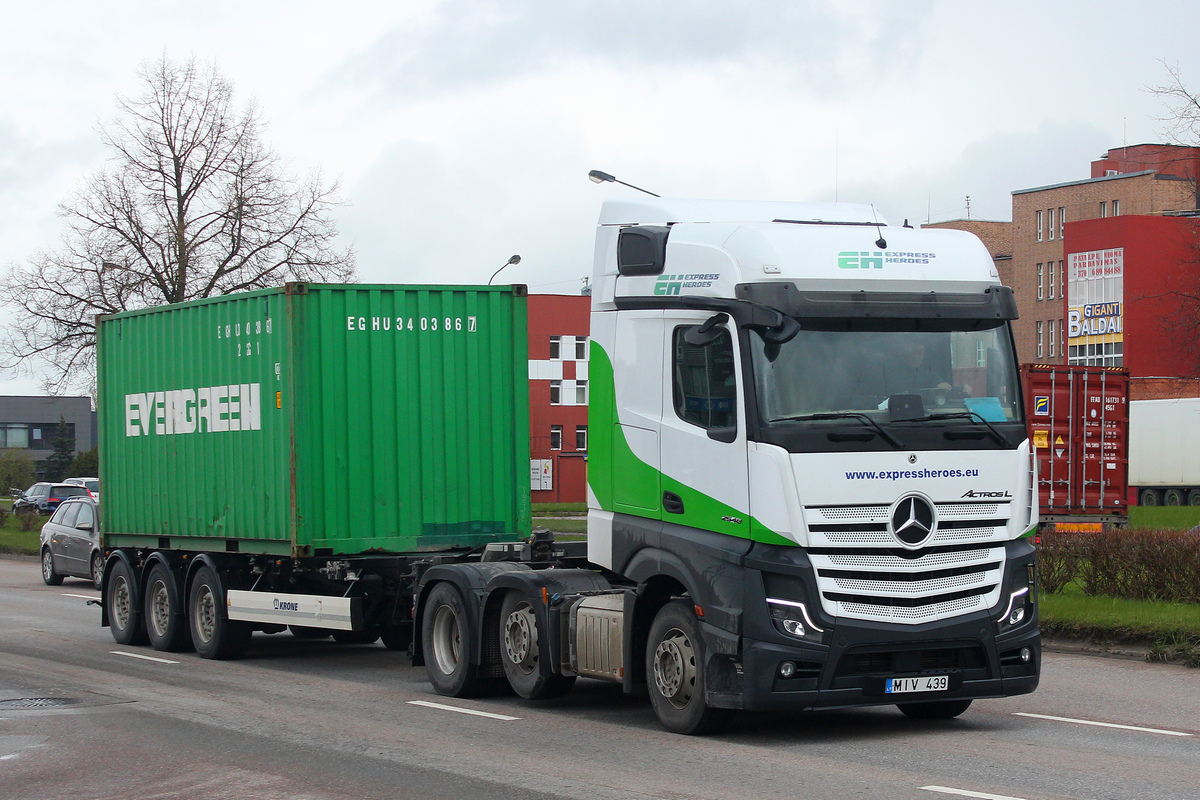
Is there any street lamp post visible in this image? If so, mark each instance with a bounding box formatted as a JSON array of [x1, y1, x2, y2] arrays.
[[488, 254, 521, 285]]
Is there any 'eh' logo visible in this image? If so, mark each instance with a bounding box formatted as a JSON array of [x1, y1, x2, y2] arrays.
[[839, 251, 884, 269], [1033, 396, 1050, 416], [654, 276, 683, 295]]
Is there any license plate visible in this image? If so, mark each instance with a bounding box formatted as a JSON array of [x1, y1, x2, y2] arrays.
[[885, 675, 948, 694]]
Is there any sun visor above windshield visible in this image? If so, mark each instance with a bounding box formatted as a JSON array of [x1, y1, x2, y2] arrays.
[[736, 283, 1018, 320]]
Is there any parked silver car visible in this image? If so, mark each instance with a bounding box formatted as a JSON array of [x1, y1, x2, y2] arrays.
[[40, 496, 103, 590]]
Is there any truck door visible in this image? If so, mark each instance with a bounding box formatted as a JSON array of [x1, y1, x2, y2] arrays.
[[658, 313, 751, 539]]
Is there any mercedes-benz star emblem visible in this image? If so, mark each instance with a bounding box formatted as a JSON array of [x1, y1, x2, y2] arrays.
[[890, 495, 936, 547]]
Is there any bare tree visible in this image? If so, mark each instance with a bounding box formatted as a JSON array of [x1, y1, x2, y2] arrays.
[[1152, 61, 1200, 146], [1, 56, 355, 393]]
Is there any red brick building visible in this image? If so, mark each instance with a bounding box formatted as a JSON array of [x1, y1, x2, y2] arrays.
[[527, 294, 591, 503]]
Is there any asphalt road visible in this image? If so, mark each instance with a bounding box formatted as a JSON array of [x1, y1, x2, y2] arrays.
[[1, 554, 1197, 800]]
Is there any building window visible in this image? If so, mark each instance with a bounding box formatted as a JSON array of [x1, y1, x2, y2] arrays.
[[975, 339, 986, 367], [575, 425, 588, 451], [575, 337, 588, 360], [1036, 321, 1044, 358], [549, 380, 561, 405], [575, 381, 588, 405], [1048, 261, 1056, 299], [1059, 207, 1065, 238], [0, 424, 30, 449], [1059, 261, 1065, 297], [1037, 263, 1044, 300], [1100, 201, 1107, 218], [1048, 208, 1056, 240], [1036, 210, 1043, 242], [1048, 319, 1057, 357], [1112, 199, 1120, 216], [550, 425, 562, 450], [549, 336, 561, 360]]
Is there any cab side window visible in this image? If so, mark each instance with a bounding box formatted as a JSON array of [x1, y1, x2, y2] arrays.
[[673, 326, 737, 431]]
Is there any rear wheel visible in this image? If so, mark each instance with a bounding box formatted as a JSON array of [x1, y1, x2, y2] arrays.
[[188, 566, 251, 660], [1140, 488, 1161, 506], [1164, 488, 1184, 506], [898, 699, 973, 720], [422, 582, 491, 697], [1189, 489, 1200, 507], [106, 558, 147, 645], [645, 600, 731, 735], [41, 548, 63, 586], [144, 563, 191, 652], [499, 591, 575, 699]]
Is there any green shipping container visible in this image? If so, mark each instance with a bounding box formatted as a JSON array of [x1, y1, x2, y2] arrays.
[[97, 284, 532, 557]]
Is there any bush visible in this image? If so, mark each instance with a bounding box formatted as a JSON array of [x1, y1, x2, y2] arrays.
[[15, 507, 41, 532], [1039, 528, 1200, 604]]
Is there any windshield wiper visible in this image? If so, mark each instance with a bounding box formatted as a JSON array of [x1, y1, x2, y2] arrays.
[[902, 412, 1013, 447], [772, 412, 904, 448]]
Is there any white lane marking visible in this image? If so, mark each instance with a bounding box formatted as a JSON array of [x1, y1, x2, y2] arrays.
[[1014, 712, 1193, 737], [407, 700, 520, 721], [61, 593, 96, 600], [921, 786, 1027, 800], [110, 651, 180, 665]]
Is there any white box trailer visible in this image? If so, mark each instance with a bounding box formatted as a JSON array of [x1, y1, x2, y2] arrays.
[[1129, 397, 1200, 506]]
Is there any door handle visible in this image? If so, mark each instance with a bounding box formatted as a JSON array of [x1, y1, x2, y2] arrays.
[[663, 492, 685, 514]]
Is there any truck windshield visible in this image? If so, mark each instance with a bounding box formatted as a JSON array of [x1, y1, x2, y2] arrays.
[[748, 320, 1022, 443]]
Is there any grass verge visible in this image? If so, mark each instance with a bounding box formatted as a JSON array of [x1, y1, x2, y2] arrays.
[[1041, 587, 1200, 666], [0, 529, 40, 556]]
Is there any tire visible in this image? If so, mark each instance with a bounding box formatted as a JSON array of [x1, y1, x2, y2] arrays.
[[898, 699, 973, 720], [1164, 489, 1184, 506], [90, 551, 105, 591], [106, 558, 147, 645], [143, 563, 191, 652], [421, 582, 490, 697], [1139, 488, 1161, 506], [289, 625, 333, 639], [380, 623, 412, 651], [1188, 489, 1200, 507], [332, 629, 382, 645], [188, 565, 251, 660], [499, 591, 575, 700], [645, 600, 732, 735], [41, 548, 63, 586]]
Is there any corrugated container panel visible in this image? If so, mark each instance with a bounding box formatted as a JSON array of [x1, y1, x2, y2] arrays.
[[1020, 364, 1129, 516], [98, 284, 531, 556]]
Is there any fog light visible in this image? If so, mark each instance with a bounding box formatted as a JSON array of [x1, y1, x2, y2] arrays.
[[779, 661, 797, 679], [1007, 607, 1026, 626], [781, 618, 805, 637], [1020, 647, 1032, 663]]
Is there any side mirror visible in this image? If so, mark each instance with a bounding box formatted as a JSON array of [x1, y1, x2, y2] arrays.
[[76, 520, 94, 532], [684, 313, 730, 347]]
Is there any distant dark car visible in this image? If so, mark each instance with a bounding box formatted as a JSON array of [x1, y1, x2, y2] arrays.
[[40, 496, 103, 589], [14, 482, 89, 515]]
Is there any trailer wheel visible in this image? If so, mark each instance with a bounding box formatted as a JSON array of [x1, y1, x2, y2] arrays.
[[1139, 488, 1161, 506], [144, 563, 191, 652], [499, 591, 575, 700], [188, 566, 251, 660], [1164, 489, 1184, 506], [106, 558, 147, 645], [645, 600, 731, 735], [898, 699, 973, 720], [332, 629, 381, 645], [422, 582, 489, 697], [1189, 489, 1200, 506], [41, 548, 63, 586]]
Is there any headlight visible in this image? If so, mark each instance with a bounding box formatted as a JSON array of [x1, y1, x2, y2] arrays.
[[766, 597, 825, 643], [997, 562, 1036, 631]]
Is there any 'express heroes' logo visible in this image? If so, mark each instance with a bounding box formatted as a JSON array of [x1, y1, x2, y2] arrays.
[[839, 251, 937, 269]]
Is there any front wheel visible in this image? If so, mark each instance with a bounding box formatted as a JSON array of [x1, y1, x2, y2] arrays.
[[645, 600, 731, 735], [499, 591, 575, 699], [188, 566, 251, 660], [898, 699, 973, 720], [90, 551, 105, 591], [422, 582, 492, 697], [41, 548, 63, 586]]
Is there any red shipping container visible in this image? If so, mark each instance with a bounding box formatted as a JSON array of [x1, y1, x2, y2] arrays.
[[1021, 364, 1129, 521]]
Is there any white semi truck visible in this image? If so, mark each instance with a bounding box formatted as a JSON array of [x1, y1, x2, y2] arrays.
[[416, 197, 1041, 734]]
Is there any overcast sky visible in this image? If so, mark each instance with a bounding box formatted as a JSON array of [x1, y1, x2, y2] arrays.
[[3, 0, 1199, 395]]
